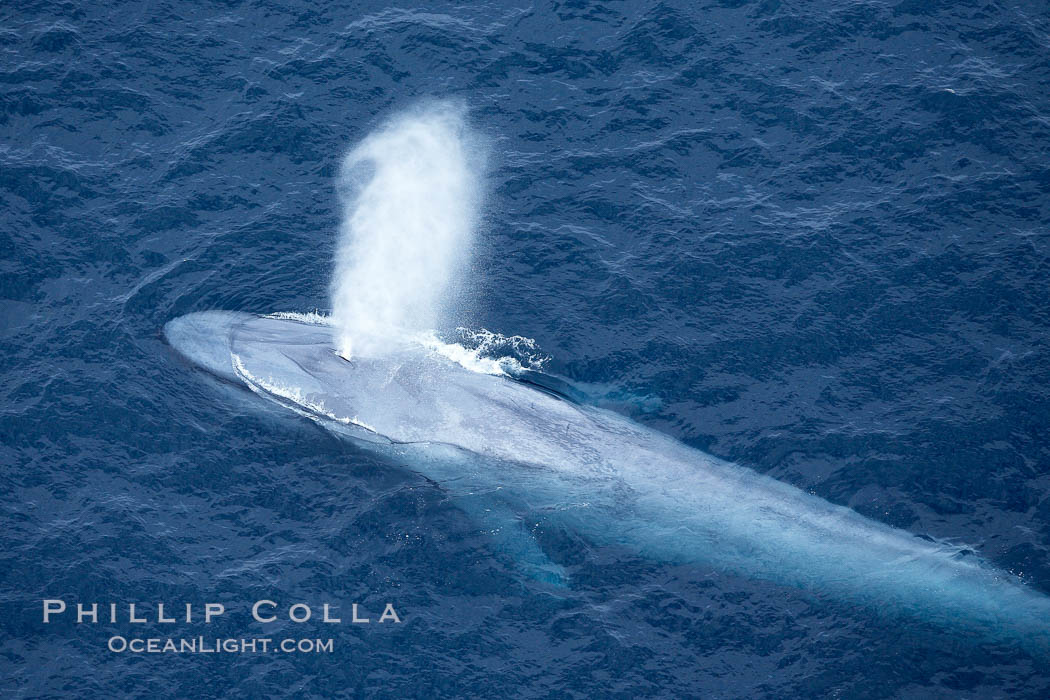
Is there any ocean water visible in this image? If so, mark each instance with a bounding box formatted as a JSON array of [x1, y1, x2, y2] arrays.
[[3, 0, 1050, 697]]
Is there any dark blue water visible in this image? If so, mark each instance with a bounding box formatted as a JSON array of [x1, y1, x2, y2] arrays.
[[3, 1, 1050, 697]]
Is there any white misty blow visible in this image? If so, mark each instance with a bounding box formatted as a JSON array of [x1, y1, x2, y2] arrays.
[[330, 102, 482, 359]]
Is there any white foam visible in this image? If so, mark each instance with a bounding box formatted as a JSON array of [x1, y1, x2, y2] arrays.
[[264, 310, 333, 326], [453, 327, 548, 370], [417, 334, 517, 376], [414, 328, 548, 377]]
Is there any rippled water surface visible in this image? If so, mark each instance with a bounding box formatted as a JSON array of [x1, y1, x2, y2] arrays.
[[3, 1, 1050, 697]]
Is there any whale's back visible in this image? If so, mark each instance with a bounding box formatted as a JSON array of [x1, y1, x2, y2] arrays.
[[165, 311, 1050, 653]]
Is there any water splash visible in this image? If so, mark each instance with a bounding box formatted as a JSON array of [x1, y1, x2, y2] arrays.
[[330, 101, 483, 359], [417, 327, 550, 376]]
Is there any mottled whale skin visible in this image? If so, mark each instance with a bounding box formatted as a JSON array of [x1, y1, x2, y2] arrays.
[[165, 311, 1050, 651]]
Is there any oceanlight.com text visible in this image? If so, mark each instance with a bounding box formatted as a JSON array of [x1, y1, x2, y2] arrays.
[[107, 636, 334, 654]]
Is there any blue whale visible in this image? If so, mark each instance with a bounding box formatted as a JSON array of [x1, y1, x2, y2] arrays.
[[165, 310, 1050, 651]]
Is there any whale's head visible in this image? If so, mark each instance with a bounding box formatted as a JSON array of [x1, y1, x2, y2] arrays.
[[164, 311, 252, 383]]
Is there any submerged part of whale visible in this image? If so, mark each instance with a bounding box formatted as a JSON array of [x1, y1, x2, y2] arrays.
[[165, 311, 1050, 650]]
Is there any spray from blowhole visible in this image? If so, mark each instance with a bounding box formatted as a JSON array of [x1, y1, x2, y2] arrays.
[[330, 101, 483, 360]]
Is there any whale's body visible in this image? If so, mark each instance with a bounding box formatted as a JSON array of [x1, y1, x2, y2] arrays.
[[166, 310, 1050, 649]]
